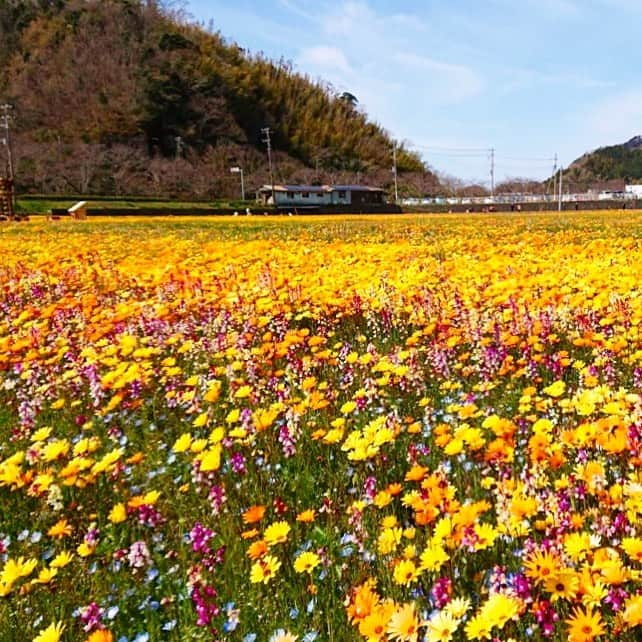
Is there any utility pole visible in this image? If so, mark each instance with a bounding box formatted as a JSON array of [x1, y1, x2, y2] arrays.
[[261, 127, 276, 206], [551, 153, 558, 202], [558, 165, 563, 211], [489, 147, 495, 201], [392, 144, 398, 203], [1, 103, 14, 183], [1, 103, 15, 212], [230, 166, 245, 200]]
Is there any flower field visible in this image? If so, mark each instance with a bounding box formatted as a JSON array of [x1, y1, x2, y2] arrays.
[[4, 211, 642, 641]]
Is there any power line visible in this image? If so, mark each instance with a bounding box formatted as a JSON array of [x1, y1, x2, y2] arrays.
[[423, 150, 489, 158], [494, 155, 556, 162], [412, 143, 489, 152]]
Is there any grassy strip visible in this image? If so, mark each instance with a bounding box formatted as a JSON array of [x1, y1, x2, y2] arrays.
[[16, 198, 252, 215]]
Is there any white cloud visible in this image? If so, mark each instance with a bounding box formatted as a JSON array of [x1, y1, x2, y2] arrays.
[[298, 45, 353, 74], [394, 52, 483, 101]]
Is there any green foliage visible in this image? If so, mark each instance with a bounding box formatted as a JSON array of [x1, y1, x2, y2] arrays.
[[563, 138, 642, 186], [2, 0, 429, 195]]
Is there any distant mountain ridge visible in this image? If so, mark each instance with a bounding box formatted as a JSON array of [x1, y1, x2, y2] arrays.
[[563, 135, 642, 189], [622, 135, 642, 152]]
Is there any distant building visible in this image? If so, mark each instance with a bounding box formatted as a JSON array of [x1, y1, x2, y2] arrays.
[[256, 184, 385, 208], [625, 184, 642, 198]]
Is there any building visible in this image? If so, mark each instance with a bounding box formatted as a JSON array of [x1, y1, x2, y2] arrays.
[[256, 184, 386, 209], [625, 184, 642, 198]]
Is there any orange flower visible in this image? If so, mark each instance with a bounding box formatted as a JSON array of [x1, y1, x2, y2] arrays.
[[296, 509, 315, 523], [85, 631, 114, 642], [247, 539, 268, 560], [242, 505, 266, 524], [47, 519, 73, 539], [347, 579, 380, 623], [405, 465, 428, 482]]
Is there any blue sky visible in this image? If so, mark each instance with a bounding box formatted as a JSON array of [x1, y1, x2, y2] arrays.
[[185, 0, 642, 184]]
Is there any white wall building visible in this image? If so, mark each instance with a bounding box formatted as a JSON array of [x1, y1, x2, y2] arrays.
[[257, 184, 385, 208]]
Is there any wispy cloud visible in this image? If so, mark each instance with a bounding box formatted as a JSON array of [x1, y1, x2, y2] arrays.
[[187, 0, 642, 180], [298, 46, 353, 75], [393, 52, 483, 101]]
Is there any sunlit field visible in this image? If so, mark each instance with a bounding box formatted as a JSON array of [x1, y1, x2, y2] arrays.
[[5, 211, 642, 642]]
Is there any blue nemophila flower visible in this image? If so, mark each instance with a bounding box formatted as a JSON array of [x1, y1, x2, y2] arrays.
[[146, 567, 159, 583], [41, 547, 55, 561]]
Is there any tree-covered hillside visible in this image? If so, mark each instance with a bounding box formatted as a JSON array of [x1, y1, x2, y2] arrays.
[[562, 136, 642, 190], [0, 0, 439, 197]]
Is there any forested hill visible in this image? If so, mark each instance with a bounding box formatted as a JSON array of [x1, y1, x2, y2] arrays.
[[0, 0, 439, 197], [562, 136, 642, 189]]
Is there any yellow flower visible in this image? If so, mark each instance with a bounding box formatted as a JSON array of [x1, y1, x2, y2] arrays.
[[377, 527, 402, 555], [543, 380, 566, 397], [108, 503, 127, 524], [172, 433, 192, 452], [544, 569, 580, 602], [444, 597, 470, 619], [33, 621, 65, 642], [249, 554, 281, 584], [0, 556, 38, 587], [464, 613, 492, 641], [41, 439, 70, 462], [565, 607, 605, 642], [203, 380, 222, 402], [419, 544, 449, 573], [393, 559, 419, 586], [426, 610, 460, 642], [622, 594, 642, 629], [387, 603, 421, 642], [192, 411, 209, 427], [293, 551, 321, 574], [77, 542, 95, 557], [49, 551, 74, 568], [234, 385, 252, 399], [264, 521, 291, 546], [340, 400, 357, 414], [198, 445, 222, 472], [31, 427, 53, 442], [31, 567, 58, 584]]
